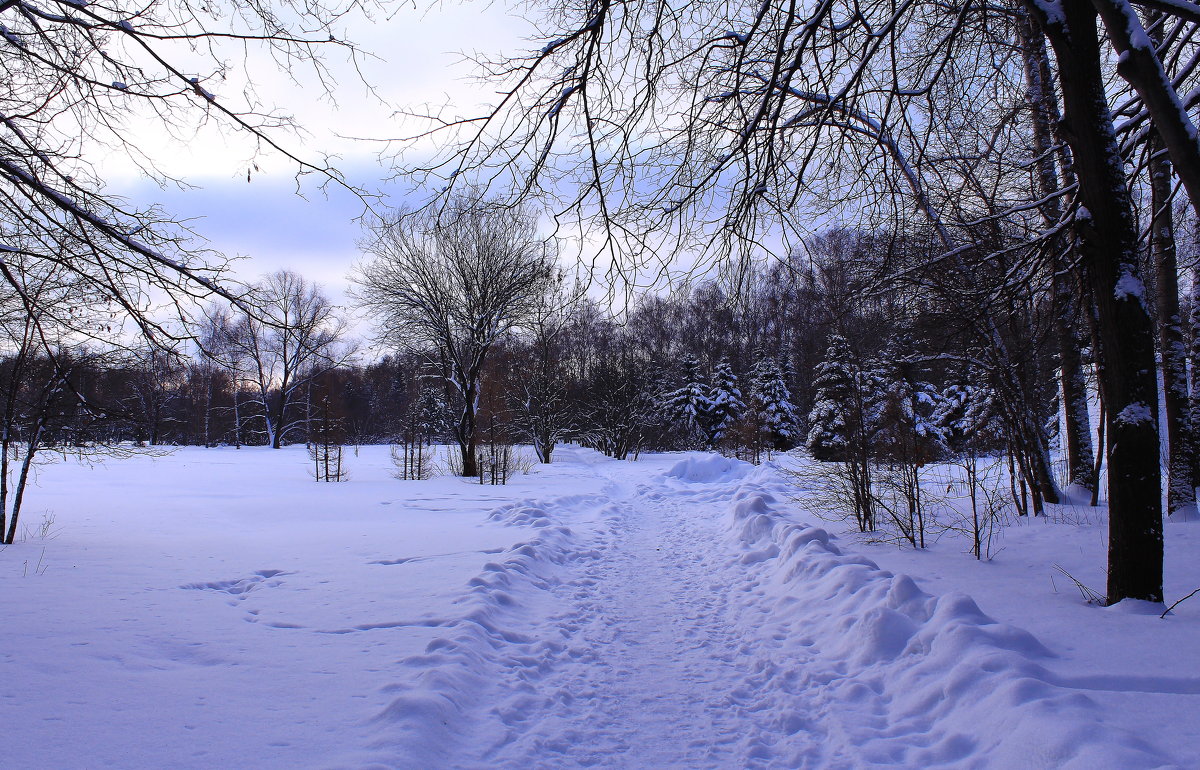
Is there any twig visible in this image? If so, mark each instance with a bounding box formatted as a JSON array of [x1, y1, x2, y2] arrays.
[[1161, 587, 1200, 618], [1053, 564, 1107, 605]]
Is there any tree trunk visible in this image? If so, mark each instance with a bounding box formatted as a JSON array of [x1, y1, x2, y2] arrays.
[[5, 426, 39, 544], [4, 374, 59, 544], [1018, 8, 1095, 490], [232, 385, 242, 449], [269, 389, 284, 449], [1030, 0, 1163, 603], [1191, 245, 1200, 485], [987, 349, 1059, 510], [1057, 311, 1095, 490], [203, 372, 214, 448], [460, 380, 479, 477], [0, 347, 23, 540], [0, 426, 10, 542], [1149, 132, 1197, 519], [148, 403, 160, 446]]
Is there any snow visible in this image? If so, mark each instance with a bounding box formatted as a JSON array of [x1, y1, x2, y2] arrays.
[[663, 452, 753, 483], [1030, 0, 1066, 27], [2, 446, 1197, 767], [1115, 401, 1154, 425], [1114, 267, 1146, 301]]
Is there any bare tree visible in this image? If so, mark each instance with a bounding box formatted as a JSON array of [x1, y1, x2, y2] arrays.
[[508, 276, 581, 463], [122, 348, 185, 445], [212, 271, 351, 448], [0, 256, 109, 543], [354, 198, 557, 476], [199, 307, 252, 447]]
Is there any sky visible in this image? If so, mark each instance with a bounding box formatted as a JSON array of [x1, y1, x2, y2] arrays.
[[104, 0, 538, 328]]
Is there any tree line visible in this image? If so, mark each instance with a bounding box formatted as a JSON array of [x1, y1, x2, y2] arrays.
[[3, 0, 1196, 605]]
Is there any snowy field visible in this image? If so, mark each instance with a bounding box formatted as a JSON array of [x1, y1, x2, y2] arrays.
[[2, 445, 1198, 768]]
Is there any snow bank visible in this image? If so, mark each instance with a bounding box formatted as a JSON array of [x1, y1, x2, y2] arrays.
[[719, 465, 1174, 768], [662, 452, 753, 483]]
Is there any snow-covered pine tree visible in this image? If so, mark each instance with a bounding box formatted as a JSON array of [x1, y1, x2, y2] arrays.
[[706, 358, 745, 445], [418, 384, 450, 443], [873, 340, 947, 464], [662, 355, 713, 445], [871, 338, 947, 548], [934, 382, 1003, 455], [802, 335, 879, 531], [749, 353, 799, 451], [933, 381, 1007, 559], [779, 352, 798, 395], [805, 335, 857, 461]]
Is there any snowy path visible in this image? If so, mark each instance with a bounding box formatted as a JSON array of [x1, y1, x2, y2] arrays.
[[374, 449, 1183, 769], [479, 467, 750, 766], [460, 455, 873, 768]]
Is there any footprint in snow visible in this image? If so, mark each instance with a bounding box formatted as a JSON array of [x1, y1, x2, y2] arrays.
[[179, 569, 291, 603]]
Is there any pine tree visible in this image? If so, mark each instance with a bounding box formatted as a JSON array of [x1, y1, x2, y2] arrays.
[[806, 336, 858, 461], [934, 380, 1006, 558], [417, 385, 449, 442], [803, 335, 879, 531], [749, 353, 799, 451], [706, 359, 745, 444], [934, 382, 1004, 454], [662, 355, 713, 445], [871, 339, 947, 549], [873, 340, 947, 464]]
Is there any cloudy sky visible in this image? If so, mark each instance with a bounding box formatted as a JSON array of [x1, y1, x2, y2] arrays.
[[105, 1, 536, 319]]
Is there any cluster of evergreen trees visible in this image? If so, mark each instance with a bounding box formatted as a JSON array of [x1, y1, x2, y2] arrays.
[[662, 355, 798, 458], [806, 335, 1002, 467]]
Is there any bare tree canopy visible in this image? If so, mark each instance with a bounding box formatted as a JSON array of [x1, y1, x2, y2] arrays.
[[0, 0, 372, 343], [206, 270, 351, 448], [397, 0, 1200, 267], [355, 199, 558, 356], [354, 197, 558, 475]]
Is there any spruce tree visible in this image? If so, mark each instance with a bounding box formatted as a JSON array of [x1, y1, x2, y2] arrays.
[[806, 335, 858, 461], [749, 354, 799, 451], [934, 382, 1003, 455], [706, 359, 745, 445], [803, 335, 880, 531], [662, 355, 713, 445], [872, 339, 947, 464]]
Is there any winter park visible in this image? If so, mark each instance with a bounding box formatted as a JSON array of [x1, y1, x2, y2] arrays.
[[4, 0, 1200, 767]]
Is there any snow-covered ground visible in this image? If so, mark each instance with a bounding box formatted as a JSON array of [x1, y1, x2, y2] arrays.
[[1, 445, 1196, 768]]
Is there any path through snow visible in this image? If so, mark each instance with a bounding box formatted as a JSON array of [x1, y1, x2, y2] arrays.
[[369, 448, 1179, 768], [478, 460, 750, 766]]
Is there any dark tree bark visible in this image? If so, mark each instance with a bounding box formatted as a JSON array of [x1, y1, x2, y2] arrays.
[[1018, 9, 1096, 491], [460, 371, 481, 478], [1028, 0, 1163, 603], [1149, 132, 1196, 519], [1190, 246, 1200, 487]]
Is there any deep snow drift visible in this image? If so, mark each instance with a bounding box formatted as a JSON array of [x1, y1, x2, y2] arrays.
[[0, 446, 1196, 768]]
